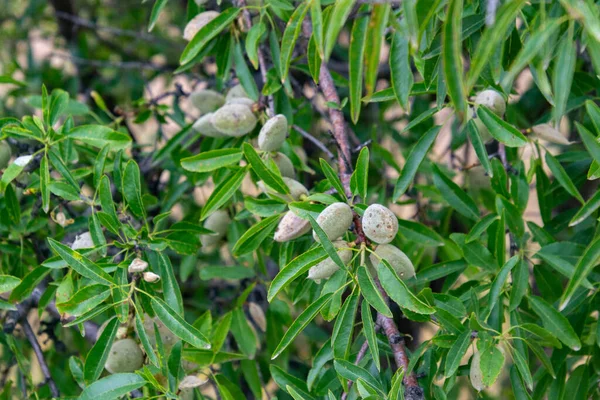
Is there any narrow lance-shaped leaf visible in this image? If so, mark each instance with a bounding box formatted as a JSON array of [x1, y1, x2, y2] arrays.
[[84, 317, 119, 382], [484, 256, 519, 319], [272, 293, 333, 359], [319, 158, 347, 199], [148, 0, 168, 32], [308, 215, 347, 271], [393, 125, 441, 200], [560, 235, 600, 310], [357, 265, 392, 317], [432, 164, 480, 220], [364, 3, 390, 100], [528, 295, 581, 350], [476, 106, 527, 147], [310, 0, 324, 58], [280, 2, 310, 82], [123, 160, 145, 219], [324, 0, 357, 61], [444, 328, 471, 377], [268, 247, 328, 301], [332, 291, 359, 359], [466, 120, 493, 177], [576, 122, 600, 165], [232, 214, 281, 256], [552, 24, 576, 125], [40, 152, 50, 213], [233, 41, 259, 101], [47, 238, 114, 286], [181, 148, 243, 173], [78, 374, 146, 400], [348, 5, 369, 124], [200, 167, 248, 221], [377, 260, 435, 314], [545, 151, 583, 203], [442, 0, 467, 120], [390, 31, 413, 110], [569, 190, 600, 227], [350, 147, 369, 199], [361, 304, 380, 371], [151, 297, 211, 349], [243, 143, 289, 195]]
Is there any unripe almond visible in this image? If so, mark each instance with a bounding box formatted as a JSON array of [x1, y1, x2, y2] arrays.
[[212, 104, 257, 137], [128, 258, 148, 273], [474, 89, 506, 117], [183, 11, 220, 41], [274, 211, 310, 242], [0, 141, 11, 169], [96, 320, 128, 342], [270, 152, 295, 178], [470, 347, 484, 391], [104, 339, 144, 374], [193, 113, 228, 138], [258, 177, 308, 201], [312, 202, 353, 242], [258, 115, 288, 151], [370, 244, 415, 280], [226, 97, 255, 107], [143, 272, 161, 283], [361, 204, 398, 244], [135, 314, 179, 350], [190, 89, 225, 114], [200, 210, 230, 247], [225, 84, 251, 102], [308, 241, 352, 280]]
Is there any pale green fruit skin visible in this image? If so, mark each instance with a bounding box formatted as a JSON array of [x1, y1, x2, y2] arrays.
[[225, 84, 251, 102], [274, 211, 310, 242], [183, 11, 220, 41], [258, 115, 288, 151], [192, 113, 227, 138], [361, 204, 398, 244], [190, 89, 225, 114], [212, 104, 257, 137], [474, 89, 506, 117], [136, 315, 178, 350], [258, 177, 308, 201], [0, 141, 11, 169], [470, 348, 485, 391], [474, 116, 493, 143], [105, 339, 144, 374], [308, 241, 352, 280], [370, 244, 415, 280], [270, 152, 295, 178], [313, 202, 353, 242], [226, 97, 255, 107], [201, 210, 230, 247]]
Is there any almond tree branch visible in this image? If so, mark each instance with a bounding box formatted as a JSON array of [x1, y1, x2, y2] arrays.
[[292, 124, 335, 159], [21, 318, 60, 398], [302, 18, 424, 400]]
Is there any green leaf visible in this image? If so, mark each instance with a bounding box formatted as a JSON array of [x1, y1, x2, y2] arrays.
[[357, 265, 392, 317], [308, 214, 347, 271], [576, 122, 600, 165], [484, 256, 519, 318], [40, 153, 50, 213], [432, 164, 479, 220], [233, 41, 259, 101], [200, 266, 255, 280], [364, 4, 390, 100], [319, 158, 347, 199], [151, 297, 211, 349], [397, 219, 444, 246], [444, 329, 471, 377], [511, 348, 533, 391], [0, 155, 32, 193], [479, 344, 505, 387], [569, 190, 600, 226], [0, 275, 21, 293], [528, 295, 581, 350], [57, 284, 111, 316], [8, 267, 50, 303], [243, 143, 289, 195], [78, 373, 146, 400], [246, 22, 267, 69], [332, 291, 359, 359], [231, 308, 257, 358], [272, 293, 333, 359], [350, 147, 369, 199], [324, 0, 357, 60], [476, 106, 527, 147], [334, 359, 384, 395], [466, 0, 526, 89], [267, 246, 328, 301], [560, 235, 600, 310], [552, 26, 576, 124], [200, 167, 248, 221], [0, 75, 27, 87], [390, 31, 413, 110], [180, 8, 241, 64], [509, 259, 528, 311], [586, 99, 600, 133], [280, 2, 310, 82], [348, 6, 369, 124], [47, 238, 114, 286], [393, 126, 441, 200], [310, 0, 324, 58], [545, 151, 583, 203], [68, 125, 131, 150], [232, 214, 281, 256], [181, 148, 242, 173], [123, 160, 145, 219], [148, 0, 168, 31], [466, 120, 493, 177], [378, 260, 435, 314], [361, 304, 380, 371], [154, 252, 184, 315], [442, 0, 467, 120], [466, 214, 498, 243], [84, 317, 118, 382]]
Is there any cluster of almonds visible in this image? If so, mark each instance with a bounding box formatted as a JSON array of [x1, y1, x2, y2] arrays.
[[275, 202, 415, 283]]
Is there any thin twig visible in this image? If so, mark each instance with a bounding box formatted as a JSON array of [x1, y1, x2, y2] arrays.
[[50, 52, 173, 71], [292, 125, 335, 159], [21, 318, 60, 398]]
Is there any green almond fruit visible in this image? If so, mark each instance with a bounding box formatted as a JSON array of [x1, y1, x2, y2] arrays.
[[258, 177, 308, 201], [361, 204, 398, 244], [273, 211, 310, 242], [312, 202, 353, 242], [370, 244, 415, 280], [190, 89, 226, 114], [258, 114, 288, 151], [104, 339, 144, 374], [192, 113, 228, 138], [135, 314, 179, 350], [0, 141, 11, 170], [270, 152, 295, 179], [308, 240, 352, 280], [474, 89, 506, 117], [183, 11, 220, 41], [212, 104, 257, 137], [226, 97, 255, 107], [201, 210, 230, 247], [225, 84, 251, 102]]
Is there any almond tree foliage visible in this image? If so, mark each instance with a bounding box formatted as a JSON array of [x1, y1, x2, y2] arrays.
[[1, 0, 600, 399]]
